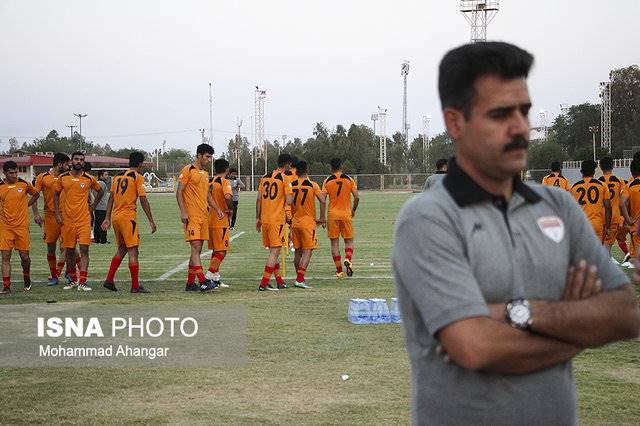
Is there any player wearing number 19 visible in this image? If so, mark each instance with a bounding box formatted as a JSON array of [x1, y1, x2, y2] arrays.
[[570, 160, 611, 243], [256, 153, 293, 291], [101, 152, 157, 293]]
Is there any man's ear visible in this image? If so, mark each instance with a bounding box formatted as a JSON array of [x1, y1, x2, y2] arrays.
[[443, 108, 465, 142]]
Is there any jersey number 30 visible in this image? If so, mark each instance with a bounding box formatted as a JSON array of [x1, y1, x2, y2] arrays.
[[262, 181, 278, 200]]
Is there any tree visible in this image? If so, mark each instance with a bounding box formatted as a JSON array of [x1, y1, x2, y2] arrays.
[[424, 132, 454, 172], [548, 103, 600, 158], [610, 65, 640, 155], [8, 137, 19, 153], [526, 140, 568, 169]]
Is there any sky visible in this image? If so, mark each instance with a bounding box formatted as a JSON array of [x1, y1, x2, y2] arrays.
[[1, 0, 638, 155]]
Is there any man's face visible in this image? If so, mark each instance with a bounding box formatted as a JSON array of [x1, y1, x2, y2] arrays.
[[3, 168, 18, 184], [445, 75, 531, 181], [101, 172, 108, 180], [198, 153, 213, 167], [57, 161, 70, 173], [228, 172, 237, 180], [283, 163, 291, 172], [71, 155, 85, 171]]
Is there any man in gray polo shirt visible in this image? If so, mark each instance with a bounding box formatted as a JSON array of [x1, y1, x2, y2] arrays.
[[393, 42, 640, 425], [422, 158, 448, 191]]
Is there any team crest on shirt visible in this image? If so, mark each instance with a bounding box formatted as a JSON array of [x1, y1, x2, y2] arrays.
[[80, 183, 85, 188], [17, 188, 23, 193], [537, 216, 564, 243]]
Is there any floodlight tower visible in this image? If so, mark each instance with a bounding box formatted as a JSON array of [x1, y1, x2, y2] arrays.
[[422, 115, 432, 170], [377, 106, 388, 166], [401, 61, 410, 143], [371, 113, 378, 136], [600, 76, 611, 153], [538, 110, 548, 141], [254, 86, 267, 172], [460, 1, 500, 43], [208, 82, 214, 154]]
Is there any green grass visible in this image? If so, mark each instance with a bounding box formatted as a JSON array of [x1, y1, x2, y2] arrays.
[[1, 191, 639, 424]]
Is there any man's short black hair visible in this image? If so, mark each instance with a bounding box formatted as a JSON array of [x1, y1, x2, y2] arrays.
[[277, 153, 292, 167], [196, 143, 214, 156], [214, 158, 229, 174], [291, 156, 299, 169], [435, 158, 448, 170], [438, 42, 534, 118], [229, 167, 238, 174], [297, 161, 308, 175], [98, 169, 107, 178], [129, 151, 145, 168], [550, 161, 561, 172], [581, 160, 597, 177], [71, 151, 84, 159], [53, 153, 69, 167], [330, 158, 341, 170], [599, 156, 614, 172], [3, 160, 17, 172], [83, 161, 92, 172], [631, 159, 640, 177]]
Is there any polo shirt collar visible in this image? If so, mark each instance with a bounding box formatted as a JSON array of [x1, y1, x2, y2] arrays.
[[443, 157, 541, 207]]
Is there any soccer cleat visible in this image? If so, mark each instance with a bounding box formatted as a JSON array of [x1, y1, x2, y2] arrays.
[[216, 280, 230, 288], [23, 283, 32, 292], [64, 272, 74, 285], [200, 280, 218, 292], [0, 287, 11, 295], [77, 284, 92, 292], [277, 283, 288, 289], [294, 281, 311, 289], [258, 284, 278, 291], [63, 282, 78, 290], [335, 271, 345, 279], [103, 281, 118, 292], [131, 286, 151, 294], [185, 283, 200, 292], [622, 253, 632, 264], [344, 260, 353, 277], [205, 270, 217, 281], [267, 283, 279, 291], [611, 257, 620, 265], [626, 261, 636, 269], [47, 277, 59, 286]]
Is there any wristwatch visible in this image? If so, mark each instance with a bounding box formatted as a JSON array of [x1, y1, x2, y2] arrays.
[[505, 299, 533, 330]]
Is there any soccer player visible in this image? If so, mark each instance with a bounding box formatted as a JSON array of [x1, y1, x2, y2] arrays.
[[54, 151, 104, 291], [621, 164, 640, 267], [290, 161, 326, 289], [423, 158, 448, 191], [570, 160, 611, 244], [598, 156, 628, 261], [542, 161, 571, 190], [0, 161, 40, 294], [322, 157, 359, 278], [31, 153, 72, 286], [205, 158, 233, 288], [227, 167, 245, 229], [101, 152, 157, 293], [256, 153, 293, 291], [176, 143, 222, 292]]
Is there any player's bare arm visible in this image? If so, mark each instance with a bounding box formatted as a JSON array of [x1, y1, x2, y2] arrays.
[[255, 192, 262, 232], [208, 191, 224, 219], [224, 193, 233, 212], [351, 187, 359, 218], [53, 191, 63, 225], [603, 198, 612, 234], [31, 196, 43, 226], [176, 182, 189, 224], [101, 196, 115, 231], [316, 192, 326, 228], [139, 196, 157, 234], [621, 193, 634, 226]]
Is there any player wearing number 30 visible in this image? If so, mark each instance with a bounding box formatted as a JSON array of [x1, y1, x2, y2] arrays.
[[101, 152, 157, 293], [570, 160, 611, 243]]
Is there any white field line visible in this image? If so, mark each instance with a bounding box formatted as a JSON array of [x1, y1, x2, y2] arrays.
[[156, 231, 245, 281], [144, 274, 393, 283]]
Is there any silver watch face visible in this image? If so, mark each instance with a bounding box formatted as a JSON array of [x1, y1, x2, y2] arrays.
[[510, 304, 530, 326]]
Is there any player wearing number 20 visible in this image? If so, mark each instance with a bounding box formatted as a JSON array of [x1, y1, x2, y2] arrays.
[[101, 152, 157, 293], [570, 160, 611, 243], [256, 153, 293, 291]]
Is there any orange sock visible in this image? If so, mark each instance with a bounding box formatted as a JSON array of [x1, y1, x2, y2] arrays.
[[274, 263, 284, 285], [194, 266, 206, 283], [187, 263, 195, 284], [47, 255, 58, 279], [209, 252, 225, 273], [79, 270, 88, 285], [296, 267, 306, 282], [333, 256, 343, 273], [345, 247, 353, 262], [260, 266, 274, 287]]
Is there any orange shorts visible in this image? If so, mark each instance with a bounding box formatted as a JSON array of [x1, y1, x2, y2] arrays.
[[616, 218, 629, 244], [262, 223, 286, 248], [0, 225, 30, 251], [605, 218, 621, 246], [61, 222, 91, 248], [292, 227, 317, 250], [327, 218, 354, 239], [113, 217, 140, 248], [43, 214, 62, 245], [208, 227, 230, 251], [184, 217, 209, 242]]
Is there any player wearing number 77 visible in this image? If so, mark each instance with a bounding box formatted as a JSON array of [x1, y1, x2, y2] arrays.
[[101, 152, 157, 293], [256, 153, 293, 291], [570, 160, 611, 244]]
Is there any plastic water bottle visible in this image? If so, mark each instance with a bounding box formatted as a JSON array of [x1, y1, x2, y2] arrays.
[[390, 297, 402, 323], [348, 299, 371, 324], [369, 298, 391, 324]]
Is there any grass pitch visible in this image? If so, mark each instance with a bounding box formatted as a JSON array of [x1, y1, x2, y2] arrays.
[[1, 191, 639, 424]]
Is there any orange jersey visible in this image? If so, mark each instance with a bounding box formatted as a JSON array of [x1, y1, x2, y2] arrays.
[[570, 177, 610, 226], [625, 178, 640, 223], [0, 178, 37, 228], [54, 171, 102, 224], [291, 178, 322, 229], [322, 172, 357, 220], [542, 173, 570, 190], [598, 173, 624, 219], [208, 175, 232, 228], [259, 169, 293, 224], [178, 164, 210, 219], [33, 170, 62, 215], [111, 169, 147, 221]]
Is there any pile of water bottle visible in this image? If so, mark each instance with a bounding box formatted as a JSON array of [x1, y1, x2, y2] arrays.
[[348, 297, 401, 324]]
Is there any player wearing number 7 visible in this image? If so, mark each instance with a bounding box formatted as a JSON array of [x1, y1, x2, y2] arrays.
[[570, 160, 611, 244], [101, 152, 157, 293], [322, 158, 359, 278]]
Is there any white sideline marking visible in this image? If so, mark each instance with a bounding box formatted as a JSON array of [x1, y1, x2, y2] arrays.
[[156, 231, 245, 281]]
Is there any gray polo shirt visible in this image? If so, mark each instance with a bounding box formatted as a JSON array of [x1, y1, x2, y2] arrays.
[[422, 171, 447, 191], [393, 160, 628, 426]]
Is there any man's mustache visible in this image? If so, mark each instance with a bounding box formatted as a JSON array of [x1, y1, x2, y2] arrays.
[[503, 136, 529, 152]]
